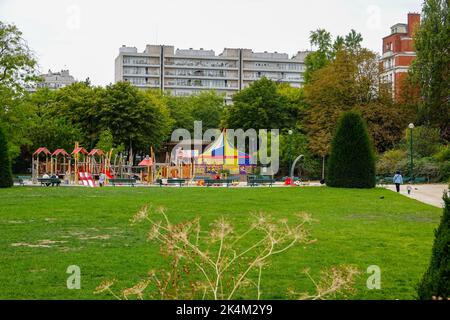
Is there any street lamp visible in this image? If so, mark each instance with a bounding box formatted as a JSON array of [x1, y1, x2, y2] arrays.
[[288, 130, 293, 177], [409, 123, 415, 183]]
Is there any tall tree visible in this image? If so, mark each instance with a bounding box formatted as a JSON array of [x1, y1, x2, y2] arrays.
[[0, 21, 37, 90], [304, 29, 363, 84], [305, 48, 402, 156], [100, 82, 172, 152], [327, 111, 376, 188], [189, 91, 225, 131], [410, 0, 450, 141], [52, 82, 104, 148], [223, 77, 297, 130], [0, 125, 13, 188]]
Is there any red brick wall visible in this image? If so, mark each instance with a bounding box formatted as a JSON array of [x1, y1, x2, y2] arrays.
[[408, 13, 421, 36], [395, 55, 415, 67]]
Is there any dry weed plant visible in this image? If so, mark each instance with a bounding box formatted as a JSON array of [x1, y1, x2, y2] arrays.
[[94, 205, 358, 300]]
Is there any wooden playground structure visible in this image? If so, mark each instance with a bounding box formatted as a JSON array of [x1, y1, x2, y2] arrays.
[[31, 131, 257, 186]]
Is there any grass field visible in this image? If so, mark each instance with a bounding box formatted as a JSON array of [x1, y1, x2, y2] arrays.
[[0, 186, 442, 300]]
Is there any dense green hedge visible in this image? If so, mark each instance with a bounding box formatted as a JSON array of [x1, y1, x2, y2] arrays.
[[418, 191, 450, 300], [0, 125, 13, 188], [327, 111, 376, 188]]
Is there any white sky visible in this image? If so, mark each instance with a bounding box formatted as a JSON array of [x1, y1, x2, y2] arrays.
[[0, 0, 422, 86]]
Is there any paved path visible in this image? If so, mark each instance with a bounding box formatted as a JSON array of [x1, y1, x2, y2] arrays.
[[384, 184, 449, 208]]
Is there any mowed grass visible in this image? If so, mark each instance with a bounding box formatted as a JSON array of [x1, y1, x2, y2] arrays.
[[0, 186, 442, 300]]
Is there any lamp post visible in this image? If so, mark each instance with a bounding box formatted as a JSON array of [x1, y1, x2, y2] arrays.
[[288, 130, 293, 177], [409, 123, 415, 183]]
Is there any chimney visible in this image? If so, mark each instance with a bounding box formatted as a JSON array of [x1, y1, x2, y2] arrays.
[[407, 13, 420, 37]]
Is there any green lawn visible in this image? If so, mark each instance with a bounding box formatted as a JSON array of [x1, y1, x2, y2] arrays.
[[0, 186, 442, 300]]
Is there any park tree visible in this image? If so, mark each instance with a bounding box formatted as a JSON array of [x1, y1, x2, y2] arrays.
[[0, 21, 38, 90], [190, 91, 225, 131], [30, 117, 83, 152], [404, 125, 443, 158], [165, 90, 225, 133], [410, 0, 450, 141], [52, 82, 104, 148], [0, 22, 38, 160], [0, 125, 13, 188], [223, 77, 298, 130], [305, 48, 404, 157], [166, 94, 194, 132], [418, 191, 450, 299], [304, 29, 363, 83], [327, 111, 376, 188], [100, 82, 172, 153], [95, 129, 124, 159]]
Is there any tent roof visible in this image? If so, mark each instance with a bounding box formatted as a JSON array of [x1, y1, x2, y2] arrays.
[[138, 158, 153, 166], [72, 147, 88, 155], [52, 149, 69, 157], [88, 149, 105, 156], [33, 147, 51, 156], [197, 130, 251, 165]]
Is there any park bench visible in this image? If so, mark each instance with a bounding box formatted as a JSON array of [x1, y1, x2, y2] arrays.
[[413, 177, 428, 183], [205, 179, 234, 187], [110, 178, 136, 187], [247, 175, 276, 187], [37, 178, 61, 187], [157, 179, 186, 187], [193, 176, 211, 181], [14, 176, 31, 186]]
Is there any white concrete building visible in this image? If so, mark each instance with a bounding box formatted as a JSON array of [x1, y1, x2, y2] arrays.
[[115, 45, 308, 103], [37, 69, 75, 90]]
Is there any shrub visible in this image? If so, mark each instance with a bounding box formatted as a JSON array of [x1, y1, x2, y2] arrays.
[[327, 111, 376, 188], [0, 125, 13, 188], [376, 149, 408, 177], [418, 191, 450, 300]]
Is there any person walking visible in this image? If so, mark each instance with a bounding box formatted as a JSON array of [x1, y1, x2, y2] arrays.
[[393, 171, 403, 193], [99, 172, 106, 187]]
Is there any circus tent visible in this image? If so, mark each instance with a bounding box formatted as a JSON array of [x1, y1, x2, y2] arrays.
[[196, 130, 251, 166]]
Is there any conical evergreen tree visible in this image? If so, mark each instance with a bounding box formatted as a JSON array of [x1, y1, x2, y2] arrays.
[[327, 111, 376, 188], [418, 191, 450, 300], [0, 125, 13, 188]]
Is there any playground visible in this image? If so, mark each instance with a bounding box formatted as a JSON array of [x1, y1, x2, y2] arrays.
[[0, 186, 442, 300], [24, 131, 296, 188]]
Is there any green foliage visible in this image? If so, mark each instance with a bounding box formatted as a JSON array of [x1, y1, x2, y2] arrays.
[[305, 48, 400, 157], [100, 82, 172, 151], [304, 29, 363, 84], [189, 91, 224, 130], [327, 111, 376, 188], [376, 149, 408, 176], [165, 90, 224, 133], [0, 125, 13, 188], [410, 0, 450, 141], [31, 117, 83, 152], [0, 21, 38, 90], [404, 126, 442, 158], [95, 129, 124, 158], [356, 103, 407, 153], [418, 191, 450, 299], [279, 131, 321, 179], [224, 78, 300, 130], [52, 82, 103, 148]]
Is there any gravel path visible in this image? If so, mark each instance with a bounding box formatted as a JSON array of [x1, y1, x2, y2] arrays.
[[384, 184, 449, 208]]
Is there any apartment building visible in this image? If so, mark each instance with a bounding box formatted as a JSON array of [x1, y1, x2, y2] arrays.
[[380, 13, 421, 100], [26, 69, 76, 92], [115, 45, 308, 103]]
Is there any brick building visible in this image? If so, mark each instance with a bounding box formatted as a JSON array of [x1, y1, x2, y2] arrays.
[[380, 13, 421, 100]]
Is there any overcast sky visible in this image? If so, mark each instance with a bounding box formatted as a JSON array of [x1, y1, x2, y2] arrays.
[[0, 0, 422, 86]]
